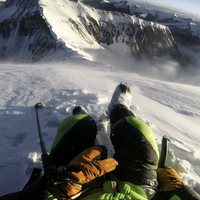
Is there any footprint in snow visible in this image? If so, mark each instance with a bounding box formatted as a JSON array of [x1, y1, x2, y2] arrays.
[[11, 132, 26, 147]]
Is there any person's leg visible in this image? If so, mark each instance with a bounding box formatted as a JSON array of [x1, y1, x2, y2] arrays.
[[107, 83, 159, 190], [109, 104, 135, 125], [110, 105, 159, 187], [50, 108, 97, 167]]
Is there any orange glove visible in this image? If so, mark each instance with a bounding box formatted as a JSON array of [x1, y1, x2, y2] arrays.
[[157, 166, 185, 191], [48, 146, 118, 199], [68, 146, 118, 184]]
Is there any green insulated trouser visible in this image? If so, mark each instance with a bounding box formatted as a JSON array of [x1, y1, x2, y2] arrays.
[[109, 105, 159, 188], [50, 114, 97, 166]]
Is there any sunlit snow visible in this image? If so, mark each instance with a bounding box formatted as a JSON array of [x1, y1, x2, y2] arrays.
[[0, 62, 199, 195]]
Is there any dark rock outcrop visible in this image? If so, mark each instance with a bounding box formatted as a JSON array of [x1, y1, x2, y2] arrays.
[[84, 0, 200, 46], [78, 10, 181, 59], [0, 0, 73, 62]]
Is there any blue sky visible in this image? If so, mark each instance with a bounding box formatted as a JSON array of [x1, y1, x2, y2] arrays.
[[140, 0, 200, 18]]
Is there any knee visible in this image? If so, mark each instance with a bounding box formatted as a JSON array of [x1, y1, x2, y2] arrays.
[[109, 104, 135, 125]]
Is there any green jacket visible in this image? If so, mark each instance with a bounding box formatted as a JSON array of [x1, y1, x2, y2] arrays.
[[46, 181, 149, 200], [46, 182, 200, 200]]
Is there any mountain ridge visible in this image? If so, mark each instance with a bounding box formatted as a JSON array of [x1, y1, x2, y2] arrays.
[[82, 0, 200, 45], [0, 0, 181, 62]]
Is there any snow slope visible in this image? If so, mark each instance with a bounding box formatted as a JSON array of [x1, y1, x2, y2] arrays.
[[0, 62, 200, 195]]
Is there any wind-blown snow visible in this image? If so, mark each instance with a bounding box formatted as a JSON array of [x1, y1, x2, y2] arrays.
[[0, 62, 200, 195]]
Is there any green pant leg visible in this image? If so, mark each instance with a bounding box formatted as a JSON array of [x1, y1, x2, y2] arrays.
[[50, 114, 97, 167], [111, 116, 159, 187]]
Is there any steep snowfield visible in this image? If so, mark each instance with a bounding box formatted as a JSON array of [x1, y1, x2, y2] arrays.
[[0, 62, 199, 195], [40, 0, 101, 59]]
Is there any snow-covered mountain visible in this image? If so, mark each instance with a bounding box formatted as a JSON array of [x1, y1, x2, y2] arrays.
[[83, 0, 200, 45], [127, 3, 200, 45], [0, 0, 74, 61], [0, 0, 181, 62], [0, 0, 200, 197]]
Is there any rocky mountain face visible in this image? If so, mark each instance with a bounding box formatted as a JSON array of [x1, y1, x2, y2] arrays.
[[0, 0, 182, 62], [80, 12, 180, 59], [0, 0, 73, 61], [83, 0, 200, 46], [127, 3, 200, 46]]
